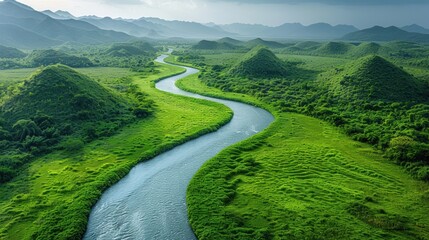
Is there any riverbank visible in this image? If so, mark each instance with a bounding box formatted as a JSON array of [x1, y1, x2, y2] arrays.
[[179, 71, 429, 239]]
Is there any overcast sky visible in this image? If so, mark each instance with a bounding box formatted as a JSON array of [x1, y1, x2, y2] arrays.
[[18, 0, 429, 28]]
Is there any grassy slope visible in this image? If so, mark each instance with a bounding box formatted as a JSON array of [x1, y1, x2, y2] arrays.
[[178, 73, 429, 239], [0, 63, 233, 239]]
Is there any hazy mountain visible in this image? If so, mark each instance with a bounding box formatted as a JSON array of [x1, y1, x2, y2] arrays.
[[80, 17, 153, 37], [218, 22, 358, 39], [0, 24, 61, 49], [140, 17, 235, 38], [218, 23, 269, 37], [342, 26, 429, 43], [401, 24, 429, 35], [0, 0, 134, 48]]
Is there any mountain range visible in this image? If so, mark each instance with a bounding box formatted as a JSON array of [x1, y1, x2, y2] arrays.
[[1, 0, 429, 49]]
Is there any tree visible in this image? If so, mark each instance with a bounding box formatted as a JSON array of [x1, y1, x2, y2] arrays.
[[12, 120, 41, 141]]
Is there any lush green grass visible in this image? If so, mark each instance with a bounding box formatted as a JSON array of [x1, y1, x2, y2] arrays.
[[179, 73, 429, 240], [0, 63, 233, 239]]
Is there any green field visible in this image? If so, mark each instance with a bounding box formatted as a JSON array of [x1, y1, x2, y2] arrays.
[[0, 63, 232, 239], [178, 63, 429, 239]]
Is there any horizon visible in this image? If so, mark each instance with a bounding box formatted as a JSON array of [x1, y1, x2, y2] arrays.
[[13, 0, 429, 29]]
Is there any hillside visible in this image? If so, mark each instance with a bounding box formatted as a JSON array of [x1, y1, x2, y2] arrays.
[[105, 41, 156, 57], [1, 65, 131, 127], [192, 40, 238, 50], [323, 55, 426, 102], [348, 42, 384, 58], [402, 24, 429, 34], [245, 38, 285, 48], [342, 26, 429, 43], [0, 24, 61, 49], [230, 47, 290, 78], [0, 45, 26, 58], [314, 42, 354, 55], [0, 0, 134, 48], [217, 37, 243, 46], [27, 49, 93, 67]]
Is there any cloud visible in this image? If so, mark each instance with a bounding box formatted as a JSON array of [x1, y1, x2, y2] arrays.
[[207, 0, 429, 5], [102, 0, 143, 5]]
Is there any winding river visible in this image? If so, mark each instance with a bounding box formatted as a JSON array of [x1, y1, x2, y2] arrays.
[[84, 55, 274, 239]]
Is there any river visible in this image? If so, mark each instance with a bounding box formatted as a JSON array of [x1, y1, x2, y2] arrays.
[[84, 54, 274, 240]]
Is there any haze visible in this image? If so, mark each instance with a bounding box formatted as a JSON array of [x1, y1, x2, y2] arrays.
[[18, 0, 429, 28]]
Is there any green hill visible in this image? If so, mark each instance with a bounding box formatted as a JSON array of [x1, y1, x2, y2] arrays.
[[0, 45, 26, 58], [348, 42, 383, 58], [192, 40, 238, 50], [323, 55, 426, 102], [217, 37, 243, 46], [245, 38, 285, 48], [105, 41, 156, 57], [314, 42, 354, 55], [293, 41, 321, 50], [230, 47, 290, 78], [27, 49, 93, 67], [1, 64, 132, 128]]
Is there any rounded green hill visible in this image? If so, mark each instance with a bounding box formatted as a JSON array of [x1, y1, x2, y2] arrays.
[[2, 64, 132, 126], [323, 55, 426, 102], [230, 46, 290, 78]]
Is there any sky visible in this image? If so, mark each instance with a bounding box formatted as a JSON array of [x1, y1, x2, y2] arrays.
[[18, 0, 429, 28]]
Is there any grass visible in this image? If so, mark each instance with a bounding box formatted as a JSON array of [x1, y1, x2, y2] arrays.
[[179, 72, 429, 239], [0, 62, 233, 239]]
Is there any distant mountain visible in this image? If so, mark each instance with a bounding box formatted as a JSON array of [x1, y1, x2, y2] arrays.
[[401, 24, 429, 34], [263, 23, 358, 39], [42, 10, 76, 20], [140, 17, 235, 38], [0, 45, 26, 58], [81, 17, 153, 37], [342, 26, 429, 43], [0, 24, 61, 49], [0, 0, 134, 48], [218, 23, 269, 37], [218, 22, 358, 39]]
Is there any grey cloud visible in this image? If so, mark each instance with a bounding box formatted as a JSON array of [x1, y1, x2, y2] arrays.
[[208, 0, 429, 5]]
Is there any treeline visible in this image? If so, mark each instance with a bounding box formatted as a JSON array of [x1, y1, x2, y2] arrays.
[[0, 41, 158, 70]]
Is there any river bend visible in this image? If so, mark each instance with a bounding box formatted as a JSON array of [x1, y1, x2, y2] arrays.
[[84, 55, 274, 240]]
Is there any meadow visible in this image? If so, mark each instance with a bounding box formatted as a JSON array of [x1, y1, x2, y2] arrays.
[[179, 71, 429, 240], [0, 63, 232, 239]]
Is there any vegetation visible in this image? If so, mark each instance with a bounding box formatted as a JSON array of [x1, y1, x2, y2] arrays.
[[192, 40, 240, 50], [177, 66, 429, 240], [0, 45, 26, 59], [229, 47, 294, 78], [0, 62, 232, 239], [0, 64, 141, 183], [27, 50, 93, 68], [189, 47, 429, 180]]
